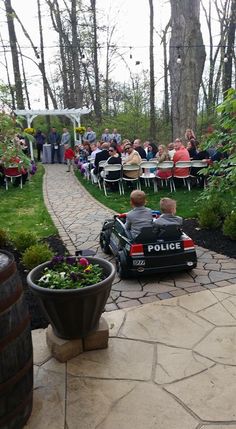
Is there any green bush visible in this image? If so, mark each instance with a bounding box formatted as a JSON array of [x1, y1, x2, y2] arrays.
[[10, 231, 38, 253], [198, 198, 229, 229], [0, 228, 9, 247], [223, 212, 236, 240], [22, 243, 54, 270]]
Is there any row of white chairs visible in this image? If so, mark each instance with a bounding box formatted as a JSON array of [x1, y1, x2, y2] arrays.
[[89, 159, 208, 196]]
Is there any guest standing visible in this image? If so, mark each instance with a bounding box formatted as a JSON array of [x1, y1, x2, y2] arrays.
[[48, 128, 61, 164]]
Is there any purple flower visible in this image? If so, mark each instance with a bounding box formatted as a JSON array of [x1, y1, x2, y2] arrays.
[[70, 272, 78, 281], [49, 255, 65, 267], [66, 256, 76, 265], [79, 257, 89, 267]]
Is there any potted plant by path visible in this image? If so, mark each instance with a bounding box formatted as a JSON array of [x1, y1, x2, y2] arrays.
[[27, 255, 115, 339]]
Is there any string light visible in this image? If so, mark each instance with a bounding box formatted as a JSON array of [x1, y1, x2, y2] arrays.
[[176, 54, 181, 64], [81, 53, 86, 64], [223, 54, 228, 63], [129, 46, 133, 59]]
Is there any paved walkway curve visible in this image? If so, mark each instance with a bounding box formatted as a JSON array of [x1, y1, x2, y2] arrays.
[[43, 164, 236, 311]]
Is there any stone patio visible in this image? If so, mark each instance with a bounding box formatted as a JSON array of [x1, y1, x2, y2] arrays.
[[25, 284, 236, 428], [23, 164, 236, 428]]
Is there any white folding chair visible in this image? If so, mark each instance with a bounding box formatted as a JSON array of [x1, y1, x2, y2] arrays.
[[191, 160, 208, 188], [122, 164, 141, 193], [139, 160, 158, 192], [96, 160, 107, 188], [173, 161, 192, 191], [101, 164, 123, 196], [156, 161, 175, 192]]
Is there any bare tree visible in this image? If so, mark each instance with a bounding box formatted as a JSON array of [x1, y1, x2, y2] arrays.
[[90, 0, 102, 122], [4, 0, 24, 109], [169, 0, 206, 139], [0, 32, 15, 109], [149, 0, 156, 139]]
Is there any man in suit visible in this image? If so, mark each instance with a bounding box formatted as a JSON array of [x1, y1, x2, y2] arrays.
[[48, 127, 61, 163], [101, 128, 112, 143], [91, 142, 110, 183], [110, 128, 121, 145], [83, 126, 96, 144]]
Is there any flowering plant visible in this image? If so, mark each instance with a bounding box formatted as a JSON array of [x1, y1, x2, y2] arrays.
[[75, 126, 86, 135], [24, 127, 35, 135], [37, 256, 104, 290]]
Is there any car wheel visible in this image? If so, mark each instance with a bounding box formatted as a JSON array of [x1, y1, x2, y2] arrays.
[[116, 251, 130, 279], [99, 230, 111, 254]]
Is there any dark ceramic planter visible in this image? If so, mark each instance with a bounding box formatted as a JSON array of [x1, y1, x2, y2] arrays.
[[27, 256, 115, 339]]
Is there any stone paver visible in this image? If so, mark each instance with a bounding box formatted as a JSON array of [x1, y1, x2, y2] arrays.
[[26, 284, 236, 428], [42, 164, 236, 308], [23, 165, 236, 428]]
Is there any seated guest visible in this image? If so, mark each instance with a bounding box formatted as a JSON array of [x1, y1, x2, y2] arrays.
[[125, 190, 153, 238], [122, 142, 141, 179], [168, 142, 175, 160], [133, 139, 147, 159], [146, 142, 158, 160], [187, 139, 198, 159], [101, 145, 122, 191], [155, 145, 172, 180], [154, 198, 183, 227], [91, 142, 110, 183], [172, 138, 190, 180]]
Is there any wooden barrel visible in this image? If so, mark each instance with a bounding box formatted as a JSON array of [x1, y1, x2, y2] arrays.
[[0, 250, 33, 429]]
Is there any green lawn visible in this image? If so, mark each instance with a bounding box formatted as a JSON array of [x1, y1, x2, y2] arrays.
[[75, 171, 202, 218], [0, 165, 57, 238]]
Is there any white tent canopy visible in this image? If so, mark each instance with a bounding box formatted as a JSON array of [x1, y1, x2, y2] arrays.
[[14, 108, 91, 160]]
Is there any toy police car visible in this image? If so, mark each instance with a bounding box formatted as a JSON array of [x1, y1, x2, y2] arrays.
[[99, 214, 197, 278]]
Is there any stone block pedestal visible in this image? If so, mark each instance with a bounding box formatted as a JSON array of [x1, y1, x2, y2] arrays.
[[46, 316, 109, 362]]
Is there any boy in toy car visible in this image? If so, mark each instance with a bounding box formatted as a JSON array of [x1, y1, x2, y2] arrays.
[[154, 198, 183, 227], [125, 190, 153, 238]]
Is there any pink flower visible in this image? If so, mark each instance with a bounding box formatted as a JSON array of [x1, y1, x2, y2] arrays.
[[79, 257, 89, 266]]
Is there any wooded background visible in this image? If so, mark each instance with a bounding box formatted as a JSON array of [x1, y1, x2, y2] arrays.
[[1, 0, 235, 142]]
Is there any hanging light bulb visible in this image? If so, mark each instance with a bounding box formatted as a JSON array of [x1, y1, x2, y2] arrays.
[[176, 54, 181, 64], [81, 53, 86, 64], [223, 54, 228, 63], [129, 46, 133, 59]]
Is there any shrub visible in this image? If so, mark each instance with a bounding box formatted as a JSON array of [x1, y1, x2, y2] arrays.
[[10, 231, 38, 253], [223, 212, 236, 240], [0, 228, 9, 247], [198, 198, 229, 229], [22, 243, 54, 270]]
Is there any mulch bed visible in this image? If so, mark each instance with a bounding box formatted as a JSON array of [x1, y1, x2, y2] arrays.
[[1, 222, 235, 330]]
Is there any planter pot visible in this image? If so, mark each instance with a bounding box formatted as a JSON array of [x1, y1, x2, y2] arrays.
[[27, 256, 115, 339]]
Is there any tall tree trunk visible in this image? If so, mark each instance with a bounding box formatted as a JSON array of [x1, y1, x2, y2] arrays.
[[37, 0, 50, 128], [149, 0, 156, 140], [18, 44, 31, 109], [71, 0, 82, 107], [169, 0, 206, 139], [46, 0, 70, 107], [91, 0, 102, 123], [223, 0, 236, 96], [4, 0, 24, 109], [161, 22, 170, 123]]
